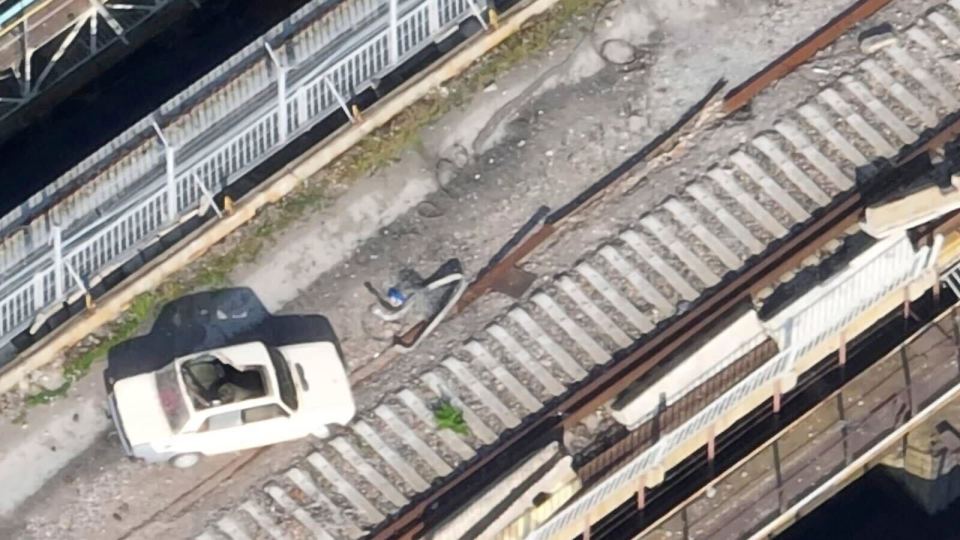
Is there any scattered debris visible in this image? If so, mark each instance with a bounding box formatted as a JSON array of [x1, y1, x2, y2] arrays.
[[600, 39, 638, 64], [858, 24, 896, 54]]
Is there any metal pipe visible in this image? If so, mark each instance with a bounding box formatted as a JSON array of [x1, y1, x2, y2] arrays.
[[151, 120, 178, 222], [265, 43, 289, 142]]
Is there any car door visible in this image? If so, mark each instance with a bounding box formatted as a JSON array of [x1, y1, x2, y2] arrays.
[[175, 402, 296, 455], [173, 407, 245, 455]]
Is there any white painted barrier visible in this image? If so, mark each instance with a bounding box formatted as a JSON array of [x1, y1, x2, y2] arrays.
[[0, 0, 490, 352]]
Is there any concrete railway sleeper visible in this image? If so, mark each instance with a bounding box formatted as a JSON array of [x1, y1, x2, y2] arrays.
[[182, 2, 960, 539]]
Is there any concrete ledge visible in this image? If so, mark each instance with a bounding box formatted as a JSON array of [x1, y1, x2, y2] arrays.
[[495, 477, 581, 540], [862, 175, 960, 239], [0, 0, 564, 397], [429, 442, 576, 540]]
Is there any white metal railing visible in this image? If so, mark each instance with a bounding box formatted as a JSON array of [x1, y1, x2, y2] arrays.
[[940, 256, 960, 298], [0, 0, 489, 349], [526, 234, 941, 540]]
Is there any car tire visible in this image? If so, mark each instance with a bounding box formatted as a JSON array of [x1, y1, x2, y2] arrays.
[[170, 453, 200, 469]]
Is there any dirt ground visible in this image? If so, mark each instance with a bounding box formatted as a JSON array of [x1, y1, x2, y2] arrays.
[[0, 0, 908, 538]]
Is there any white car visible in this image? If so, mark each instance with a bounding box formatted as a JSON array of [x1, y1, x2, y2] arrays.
[[104, 288, 355, 468], [108, 340, 355, 468]]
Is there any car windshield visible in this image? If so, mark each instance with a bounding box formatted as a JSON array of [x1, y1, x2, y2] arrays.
[[155, 363, 189, 432], [267, 347, 299, 411]]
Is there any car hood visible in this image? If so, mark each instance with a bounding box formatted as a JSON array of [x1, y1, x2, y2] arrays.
[[112, 373, 173, 447], [279, 342, 356, 425]]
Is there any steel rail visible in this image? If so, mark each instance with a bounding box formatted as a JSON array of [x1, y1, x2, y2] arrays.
[[721, 0, 892, 113]]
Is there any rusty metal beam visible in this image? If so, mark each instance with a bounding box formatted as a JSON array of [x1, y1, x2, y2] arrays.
[[455, 223, 555, 312]]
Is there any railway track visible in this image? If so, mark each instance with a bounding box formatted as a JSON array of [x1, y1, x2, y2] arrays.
[[189, 2, 960, 539]]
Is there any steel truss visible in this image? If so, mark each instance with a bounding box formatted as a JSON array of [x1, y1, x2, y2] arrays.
[[0, 0, 179, 122]]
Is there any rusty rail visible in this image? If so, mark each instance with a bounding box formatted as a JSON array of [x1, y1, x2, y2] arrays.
[[375, 177, 867, 540], [897, 112, 960, 166], [721, 0, 891, 113], [377, 130, 960, 537], [558, 192, 863, 428]]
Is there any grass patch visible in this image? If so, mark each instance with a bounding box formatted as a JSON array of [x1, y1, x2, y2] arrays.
[[25, 293, 160, 406], [22, 0, 605, 407], [24, 384, 69, 407], [433, 399, 469, 435]]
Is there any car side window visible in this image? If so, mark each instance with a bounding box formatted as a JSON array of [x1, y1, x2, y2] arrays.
[[196, 409, 243, 432], [242, 404, 288, 424]]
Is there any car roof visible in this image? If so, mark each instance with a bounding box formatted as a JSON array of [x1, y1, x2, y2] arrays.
[[105, 287, 340, 388]]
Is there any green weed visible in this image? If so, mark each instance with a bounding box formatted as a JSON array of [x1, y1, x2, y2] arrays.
[[433, 399, 469, 435]]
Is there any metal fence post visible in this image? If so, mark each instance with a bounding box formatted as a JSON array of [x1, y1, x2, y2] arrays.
[[265, 43, 289, 142], [164, 143, 177, 220], [636, 473, 646, 510], [427, 0, 440, 33], [837, 392, 850, 464], [51, 225, 64, 299], [296, 86, 308, 127], [32, 272, 44, 311], [388, 0, 399, 64], [20, 19, 33, 97], [151, 120, 178, 222]]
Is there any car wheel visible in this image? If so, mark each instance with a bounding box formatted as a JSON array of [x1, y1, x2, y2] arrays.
[[170, 453, 200, 469]]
